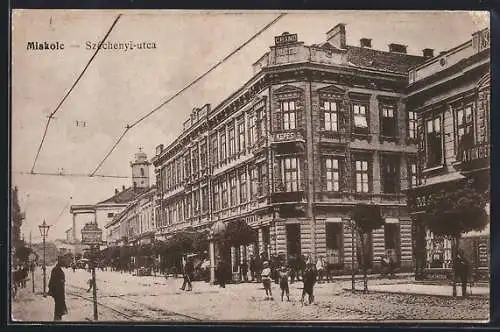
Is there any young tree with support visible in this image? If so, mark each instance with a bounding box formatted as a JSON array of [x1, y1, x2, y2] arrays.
[[350, 203, 384, 293], [424, 179, 488, 297]]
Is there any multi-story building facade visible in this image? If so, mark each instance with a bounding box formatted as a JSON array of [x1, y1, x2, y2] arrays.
[[152, 24, 429, 278], [406, 28, 490, 279]]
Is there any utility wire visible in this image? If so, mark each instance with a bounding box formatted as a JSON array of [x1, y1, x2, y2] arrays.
[[89, 13, 286, 177], [30, 14, 122, 174], [16, 171, 130, 179]]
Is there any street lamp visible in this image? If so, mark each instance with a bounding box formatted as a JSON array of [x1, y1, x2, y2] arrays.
[[38, 220, 50, 297]]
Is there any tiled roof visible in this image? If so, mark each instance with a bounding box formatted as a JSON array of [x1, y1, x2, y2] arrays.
[[346, 46, 426, 74], [97, 187, 148, 205]]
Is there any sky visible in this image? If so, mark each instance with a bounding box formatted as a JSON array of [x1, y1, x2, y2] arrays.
[[11, 10, 489, 243]]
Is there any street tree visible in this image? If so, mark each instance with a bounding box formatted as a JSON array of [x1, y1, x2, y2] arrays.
[[425, 178, 488, 296], [350, 203, 384, 293]]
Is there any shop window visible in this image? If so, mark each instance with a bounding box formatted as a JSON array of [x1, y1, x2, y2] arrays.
[[384, 221, 400, 265], [326, 222, 342, 265]]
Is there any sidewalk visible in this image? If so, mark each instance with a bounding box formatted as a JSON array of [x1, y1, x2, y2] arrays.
[[363, 283, 490, 297]]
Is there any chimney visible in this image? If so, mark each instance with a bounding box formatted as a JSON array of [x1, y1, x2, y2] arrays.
[[326, 23, 346, 49], [388, 43, 407, 54], [122, 185, 126, 191], [422, 48, 434, 58], [360, 38, 372, 48], [115, 188, 118, 195]]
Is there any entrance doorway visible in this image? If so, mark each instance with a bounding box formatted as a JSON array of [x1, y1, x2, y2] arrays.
[[286, 224, 301, 258]]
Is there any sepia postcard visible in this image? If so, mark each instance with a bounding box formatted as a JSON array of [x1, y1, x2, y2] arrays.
[[10, 10, 491, 323]]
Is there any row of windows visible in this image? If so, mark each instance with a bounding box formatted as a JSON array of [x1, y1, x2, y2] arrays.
[[322, 156, 417, 193], [277, 98, 417, 139], [160, 108, 267, 192]]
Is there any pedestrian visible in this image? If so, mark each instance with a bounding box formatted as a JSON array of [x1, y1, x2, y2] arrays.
[[454, 250, 470, 297], [249, 255, 256, 282], [180, 257, 194, 291], [301, 263, 317, 305], [279, 265, 290, 302], [48, 257, 68, 321], [71, 262, 76, 273], [240, 260, 248, 282], [255, 255, 262, 283], [216, 259, 227, 288], [261, 261, 273, 300], [316, 256, 324, 283]]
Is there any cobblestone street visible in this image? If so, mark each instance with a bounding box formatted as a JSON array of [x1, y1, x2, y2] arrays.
[[11, 267, 489, 322]]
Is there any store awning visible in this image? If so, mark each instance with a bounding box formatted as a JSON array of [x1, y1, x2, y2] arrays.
[[415, 171, 466, 190]]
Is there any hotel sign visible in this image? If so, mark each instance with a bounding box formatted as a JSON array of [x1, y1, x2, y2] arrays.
[[275, 33, 298, 46]]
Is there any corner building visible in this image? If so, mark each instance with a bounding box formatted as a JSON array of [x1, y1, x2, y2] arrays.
[[152, 24, 427, 278]]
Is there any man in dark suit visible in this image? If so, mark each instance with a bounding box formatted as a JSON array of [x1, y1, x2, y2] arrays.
[[48, 257, 68, 321]]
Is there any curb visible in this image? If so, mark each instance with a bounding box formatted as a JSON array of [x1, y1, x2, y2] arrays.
[[342, 288, 489, 298]]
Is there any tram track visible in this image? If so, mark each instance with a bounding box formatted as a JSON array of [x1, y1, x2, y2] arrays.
[[66, 284, 202, 322]]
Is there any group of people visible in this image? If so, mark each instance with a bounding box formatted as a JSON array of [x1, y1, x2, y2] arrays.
[[260, 260, 319, 304]]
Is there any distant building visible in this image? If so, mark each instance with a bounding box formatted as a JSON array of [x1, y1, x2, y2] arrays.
[[71, 149, 150, 248], [406, 28, 490, 280], [104, 150, 154, 247], [152, 25, 428, 279]]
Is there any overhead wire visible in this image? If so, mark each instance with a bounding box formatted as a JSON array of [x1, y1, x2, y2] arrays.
[[89, 13, 287, 177], [30, 14, 123, 174], [16, 171, 130, 179]]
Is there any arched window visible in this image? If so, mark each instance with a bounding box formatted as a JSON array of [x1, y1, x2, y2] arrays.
[[140, 168, 145, 177]]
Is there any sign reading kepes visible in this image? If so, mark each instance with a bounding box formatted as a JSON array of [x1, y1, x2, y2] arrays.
[[275, 33, 298, 46], [274, 131, 298, 141], [81, 223, 103, 245]]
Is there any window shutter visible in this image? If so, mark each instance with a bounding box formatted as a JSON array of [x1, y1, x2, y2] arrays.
[[296, 96, 303, 129], [319, 101, 325, 130], [274, 108, 282, 132], [320, 157, 327, 191]]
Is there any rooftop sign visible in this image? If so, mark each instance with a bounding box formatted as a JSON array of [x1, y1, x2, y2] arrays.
[[275, 33, 298, 46]]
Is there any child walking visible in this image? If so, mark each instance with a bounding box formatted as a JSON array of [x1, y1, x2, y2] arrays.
[[278, 265, 290, 302], [261, 261, 273, 300]]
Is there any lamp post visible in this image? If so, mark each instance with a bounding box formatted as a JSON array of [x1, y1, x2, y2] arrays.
[[38, 220, 50, 297]]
